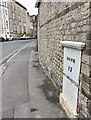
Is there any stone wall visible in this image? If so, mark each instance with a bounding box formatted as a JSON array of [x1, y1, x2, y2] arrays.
[[37, 2, 91, 119]]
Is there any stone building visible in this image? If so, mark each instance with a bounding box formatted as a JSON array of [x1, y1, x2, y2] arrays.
[[32, 15, 37, 37], [36, 1, 91, 119], [26, 13, 37, 37], [31, 15, 37, 37], [26, 14, 37, 37], [26, 12, 32, 36], [8, 0, 27, 39], [0, 0, 10, 39]]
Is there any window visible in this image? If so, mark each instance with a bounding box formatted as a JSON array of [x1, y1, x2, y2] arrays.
[[3, 7, 4, 13], [30, 22, 33, 29], [11, 3, 15, 10], [23, 17, 26, 23], [20, 25, 22, 33], [13, 24, 17, 32], [6, 21, 8, 29], [19, 15, 21, 22], [5, 2, 6, 6], [5, 10, 7, 15], [34, 22, 37, 26], [23, 26, 26, 33], [18, 7, 21, 13], [2, 1, 4, 6], [23, 10, 25, 16], [33, 16, 35, 21], [13, 12, 16, 19]]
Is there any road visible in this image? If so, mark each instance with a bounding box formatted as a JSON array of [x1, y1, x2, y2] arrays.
[[0, 39, 36, 60], [1, 39, 37, 118]]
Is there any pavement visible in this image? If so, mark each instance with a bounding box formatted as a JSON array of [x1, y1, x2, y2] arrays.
[[1, 41, 68, 118]]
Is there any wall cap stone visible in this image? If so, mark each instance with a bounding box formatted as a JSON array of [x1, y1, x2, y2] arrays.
[[60, 41, 86, 50]]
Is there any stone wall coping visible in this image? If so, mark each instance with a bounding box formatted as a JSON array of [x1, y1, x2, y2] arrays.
[[60, 41, 85, 50]]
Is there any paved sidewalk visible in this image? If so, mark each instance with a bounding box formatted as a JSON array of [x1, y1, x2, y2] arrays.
[[14, 48, 68, 118]]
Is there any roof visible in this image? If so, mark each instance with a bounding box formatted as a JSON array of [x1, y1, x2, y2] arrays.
[[14, 0, 27, 11]]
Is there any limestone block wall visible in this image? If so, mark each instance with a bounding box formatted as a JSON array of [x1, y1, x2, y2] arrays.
[[37, 2, 91, 118]]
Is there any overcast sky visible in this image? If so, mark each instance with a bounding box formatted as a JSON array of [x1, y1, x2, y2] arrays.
[[17, 0, 38, 15]]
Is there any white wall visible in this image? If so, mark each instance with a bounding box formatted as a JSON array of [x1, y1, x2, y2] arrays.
[[0, 0, 10, 37]]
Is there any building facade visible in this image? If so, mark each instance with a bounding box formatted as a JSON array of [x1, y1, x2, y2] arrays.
[[8, 0, 27, 39], [31, 15, 37, 37], [26, 13, 37, 37], [27, 13, 37, 37], [26, 12, 33, 36], [0, 0, 10, 38], [36, 1, 91, 119]]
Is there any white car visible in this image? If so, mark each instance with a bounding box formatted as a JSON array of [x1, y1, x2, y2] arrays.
[[20, 35, 27, 40], [26, 36, 31, 39], [6, 34, 13, 41]]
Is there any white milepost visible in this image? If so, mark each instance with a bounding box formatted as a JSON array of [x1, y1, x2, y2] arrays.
[[60, 41, 85, 118]]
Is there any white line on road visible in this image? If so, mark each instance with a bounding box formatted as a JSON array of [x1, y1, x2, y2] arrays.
[[0, 41, 36, 77], [0, 40, 36, 119], [0, 41, 35, 66]]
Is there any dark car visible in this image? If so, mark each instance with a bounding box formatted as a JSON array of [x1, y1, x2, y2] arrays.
[[0, 35, 5, 42]]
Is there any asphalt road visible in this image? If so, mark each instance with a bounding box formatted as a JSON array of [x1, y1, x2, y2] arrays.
[[0, 39, 36, 60], [2, 40, 36, 118]]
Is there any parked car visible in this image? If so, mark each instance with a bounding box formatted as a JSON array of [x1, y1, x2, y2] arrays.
[[26, 35, 31, 39], [6, 34, 13, 41], [0, 35, 6, 42], [0, 35, 5, 42], [30, 36, 37, 39], [20, 35, 27, 40]]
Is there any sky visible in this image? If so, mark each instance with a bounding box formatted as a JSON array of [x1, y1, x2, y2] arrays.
[[17, 0, 38, 15]]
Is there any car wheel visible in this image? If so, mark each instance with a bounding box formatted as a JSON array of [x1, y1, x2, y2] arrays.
[[2, 38, 4, 42]]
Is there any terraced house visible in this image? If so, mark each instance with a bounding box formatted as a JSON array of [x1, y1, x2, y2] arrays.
[[0, 0, 10, 39], [26, 13, 37, 38], [36, 1, 91, 119], [8, 0, 27, 39]]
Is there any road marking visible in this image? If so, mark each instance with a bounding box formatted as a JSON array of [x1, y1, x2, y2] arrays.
[[0, 41, 36, 77], [0, 40, 36, 119], [0, 41, 34, 66], [6, 49, 20, 63]]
